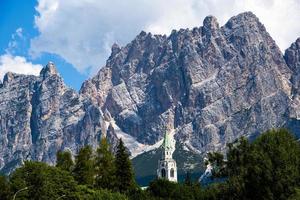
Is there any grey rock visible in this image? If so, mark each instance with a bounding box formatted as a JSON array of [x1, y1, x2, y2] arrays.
[[284, 38, 300, 137], [0, 62, 105, 174], [1, 12, 300, 173], [81, 11, 295, 154]]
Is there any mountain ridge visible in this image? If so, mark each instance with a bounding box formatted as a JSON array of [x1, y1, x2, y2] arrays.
[[1, 11, 300, 174]]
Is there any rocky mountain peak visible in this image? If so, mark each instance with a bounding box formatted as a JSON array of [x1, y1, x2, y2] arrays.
[[40, 61, 59, 78], [224, 11, 261, 31], [203, 15, 219, 31], [285, 38, 300, 72], [111, 43, 121, 57], [3, 72, 16, 84], [1, 12, 300, 175]]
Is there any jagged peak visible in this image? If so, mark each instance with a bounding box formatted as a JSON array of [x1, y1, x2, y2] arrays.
[[224, 11, 260, 28], [232, 11, 258, 21], [203, 15, 219, 30], [138, 30, 147, 37], [293, 37, 300, 49], [3, 72, 16, 84], [111, 43, 121, 56], [285, 37, 300, 52], [240, 11, 256, 17], [40, 61, 59, 78]]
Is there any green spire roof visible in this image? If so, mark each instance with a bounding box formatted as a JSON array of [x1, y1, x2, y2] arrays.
[[163, 131, 173, 150]]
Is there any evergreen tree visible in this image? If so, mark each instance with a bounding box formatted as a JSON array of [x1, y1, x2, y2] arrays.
[[224, 129, 300, 200], [184, 171, 192, 186], [0, 174, 11, 200], [75, 185, 128, 200], [73, 146, 95, 186], [95, 138, 116, 190], [9, 161, 77, 200], [56, 150, 74, 172], [115, 139, 136, 193]]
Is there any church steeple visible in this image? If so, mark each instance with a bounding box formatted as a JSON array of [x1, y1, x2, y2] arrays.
[[157, 130, 177, 182]]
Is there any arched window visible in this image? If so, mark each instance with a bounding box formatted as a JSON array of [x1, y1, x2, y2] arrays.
[[161, 168, 166, 178], [170, 168, 174, 178]]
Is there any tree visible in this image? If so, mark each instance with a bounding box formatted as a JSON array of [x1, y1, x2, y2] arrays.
[[75, 185, 127, 200], [223, 129, 300, 200], [184, 171, 192, 186], [9, 161, 77, 200], [206, 152, 227, 178], [56, 150, 74, 172], [147, 178, 203, 200], [0, 174, 12, 200], [289, 188, 300, 200], [147, 178, 178, 199], [94, 138, 116, 190], [115, 139, 137, 193], [73, 146, 95, 186]]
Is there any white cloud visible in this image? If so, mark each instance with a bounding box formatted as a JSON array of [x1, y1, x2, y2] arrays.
[[15, 28, 23, 38], [30, 0, 300, 75], [0, 54, 42, 81], [6, 27, 24, 54]]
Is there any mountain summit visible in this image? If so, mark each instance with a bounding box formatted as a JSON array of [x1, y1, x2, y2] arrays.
[[0, 12, 300, 173]]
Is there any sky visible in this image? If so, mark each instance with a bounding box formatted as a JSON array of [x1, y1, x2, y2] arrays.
[[1, 0, 300, 90]]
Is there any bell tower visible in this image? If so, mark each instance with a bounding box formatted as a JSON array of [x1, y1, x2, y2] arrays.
[[157, 130, 177, 182]]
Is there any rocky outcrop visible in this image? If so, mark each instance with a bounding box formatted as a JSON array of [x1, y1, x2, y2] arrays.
[[284, 38, 300, 137], [1, 12, 300, 173], [0, 62, 105, 174], [81, 11, 296, 154]]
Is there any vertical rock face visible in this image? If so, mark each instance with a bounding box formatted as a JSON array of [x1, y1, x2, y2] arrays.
[[284, 38, 300, 137], [81, 11, 294, 154], [1, 12, 300, 173], [0, 62, 105, 174]]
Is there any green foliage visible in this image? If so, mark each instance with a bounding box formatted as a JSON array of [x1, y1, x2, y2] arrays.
[[73, 145, 95, 186], [206, 152, 227, 178], [147, 178, 203, 200], [147, 179, 178, 199], [56, 150, 74, 172], [95, 138, 116, 190], [1, 128, 299, 200], [184, 171, 192, 186], [289, 187, 300, 200], [115, 139, 137, 193], [75, 185, 128, 200], [0, 174, 12, 200], [223, 129, 300, 200], [9, 161, 77, 200]]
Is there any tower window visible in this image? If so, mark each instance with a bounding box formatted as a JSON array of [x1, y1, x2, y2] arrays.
[[161, 168, 166, 178], [170, 168, 174, 178]]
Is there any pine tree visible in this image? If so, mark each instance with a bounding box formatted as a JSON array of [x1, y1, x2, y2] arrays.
[[72, 146, 95, 186], [224, 129, 300, 200], [184, 171, 192, 186], [114, 139, 136, 193], [9, 161, 77, 200], [0, 174, 11, 200], [94, 138, 116, 190], [56, 150, 74, 172]]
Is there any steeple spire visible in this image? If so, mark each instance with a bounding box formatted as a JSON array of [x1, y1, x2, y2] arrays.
[[157, 129, 177, 182]]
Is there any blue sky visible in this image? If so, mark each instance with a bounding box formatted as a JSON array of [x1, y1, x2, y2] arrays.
[[0, 0, 87, 90], [1, 0, 299, 90]]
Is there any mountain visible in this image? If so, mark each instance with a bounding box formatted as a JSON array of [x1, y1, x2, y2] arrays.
[[0, 63, 105, 174], [1, 12, 300, 176]]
